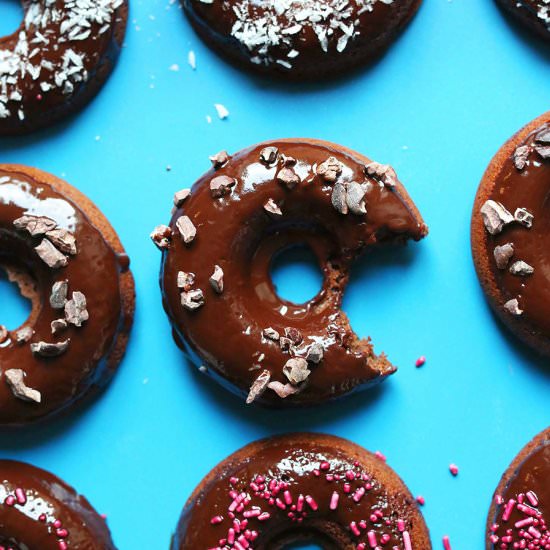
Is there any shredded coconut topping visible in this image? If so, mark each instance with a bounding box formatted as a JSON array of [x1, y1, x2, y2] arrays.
[[0, 0, 123, 122]]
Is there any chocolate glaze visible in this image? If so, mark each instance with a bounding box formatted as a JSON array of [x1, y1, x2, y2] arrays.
[[160, 139, 427, 406], [171, 434, 430, 549], [475, 120, 550, 354], [183, 0, 421, 79], [0, 167, 128, 426], [496, 0, 550, 40], [487, 429, 550, 549], [0, 460, 116, 549], [0, 0, 128, 135]]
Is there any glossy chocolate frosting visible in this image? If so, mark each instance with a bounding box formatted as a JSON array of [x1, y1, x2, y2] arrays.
[[0, 0, 127, 135], [159, 139, 427, 406], [487, 430, 550, 549], [183, 0, 420, 78], [171, 434, 430, 549], [0, 460, 116, 549], [497, 0, 550, 39], [475, 121, 550, 353], [0, 167, 128, 426]]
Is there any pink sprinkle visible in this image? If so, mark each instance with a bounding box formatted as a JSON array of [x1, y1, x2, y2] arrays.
[[320, 461, 330, 471], [283, 490, 292, 505], [403, 530, 413, 550], [4, 495, 15, 506], [296, 494, 304, 512], [415, 355, 426, 367], [329, 491, 339, 510], [227, 528, 235, 545], [515, 517, 534, 529], [353, 487, 366, 502], [442, 535, 452, 550], [367, 530, 377, 548], [449, 464, 459, 476], [305, 495, 318, 511], [528, 526, 542, 538], [517, 502, 538, 517], [397, 519, 406, 532], [350, 521, 361, 537], [502, 498, 516, 521], [230, 477, 239, 485], [211, 515, 224, 525], [257, 513, 270, 521], [58, 543, 68, 550], [374, 451, 386, 462], [526, 491, 538, 507], [494, 494, 504, 505], [416, 495, 425, 506], [39, 514, 47, 522], [15, 488, 26, 505], [56, 529, 68, 538], [243, 508, 260, 519]]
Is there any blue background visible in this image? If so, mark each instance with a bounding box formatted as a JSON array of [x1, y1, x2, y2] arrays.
[[0, 0, 549, 547]]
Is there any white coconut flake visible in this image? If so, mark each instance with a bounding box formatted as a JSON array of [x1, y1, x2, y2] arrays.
[[188, 50, 196, 70], [214, 103, 229, 119]]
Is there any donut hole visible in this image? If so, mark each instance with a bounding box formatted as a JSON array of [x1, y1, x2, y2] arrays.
[[270, 245, 323, 305], [0, 0, 23, 38], [0, 263, 35, 331]]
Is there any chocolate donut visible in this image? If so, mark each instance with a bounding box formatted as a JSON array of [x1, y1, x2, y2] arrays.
[[0, 0, 128, 135], [171, 433, 431, 549], [154, 139, 427, 406], [495, 0, 550, 41], [471, 112, 550, 357], [486, 428, 550, 549], [0, 460, 116, 549], [182, 0, 422, 79], [0, 165, 134, 426]]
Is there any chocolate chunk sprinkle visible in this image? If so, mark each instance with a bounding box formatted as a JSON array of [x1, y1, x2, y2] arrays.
[[509, 260, 534, 276], [51, 319, 68, 334], [4, 369, 41, 403], [331, 182, 348, 215], [514, 208, 534, 228], [513, 145, 530, 170], [277, 167, 300, 189], [13, 215, 57, 236], [317, 156, 343, 183], [35, 239, 68, 269], [210, 175, 237, 198], [209, 265, 224, 294], [262, 327, 280, 341], [365, 162, 398, 187], [45, 228, 77, 256], [50, 280, 68, 309], [150, 224, 172, 249], [209, 150, 230, 169], [534, 145, 550, 160], [173, 189, 191, 207], [535, 128, 550, 144], [177, 271, 195, 291], [503, 298, 523, 316], [283, 357, 310, 385], [263, 198, 282, 217], [480, 200, 514, 235], [0, 325, 7, 344], [15, 326, 33, 345], [176, 216, 197, 244], [64, 291, 89, 327], [306, 342, 324, 364], [246, 369, 271, 404], [30, 339, 70, 357], [181, 289, 205, 311], [267, 381, 299, 399], [494, 243, 514, 270], [346, 181, 367, 215], [279, 337, 292, 352], [284, 327, 302, 345], [259, 146, 279, 165]]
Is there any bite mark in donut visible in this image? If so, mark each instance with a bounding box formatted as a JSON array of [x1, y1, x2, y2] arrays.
[[171, 433, 432, 549], [155, 139, 427, 406]]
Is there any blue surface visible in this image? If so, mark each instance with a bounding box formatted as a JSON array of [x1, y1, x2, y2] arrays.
[[0, 0, 549, 547]]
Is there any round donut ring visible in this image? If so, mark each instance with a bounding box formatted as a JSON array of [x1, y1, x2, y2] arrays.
[[155, 139, 427, 407], [171, 433, 432, 549], [0, 165, 134, 427], [0, 0, 128, 135], [182, 0, 422, 79], [0, 460, 116, 549]]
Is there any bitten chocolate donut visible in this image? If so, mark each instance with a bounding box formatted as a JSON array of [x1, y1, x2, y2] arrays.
[[0, 0, 128, 135], [0, 165, 134, 426], [471, 112, 550, 357], [486, 428, 550, 549], [0, 460, 116, 549], [154, 139, 427, 406], [171, 433, 431, 549], [495, 0, 550, 41], [182, 0, 422, 79]]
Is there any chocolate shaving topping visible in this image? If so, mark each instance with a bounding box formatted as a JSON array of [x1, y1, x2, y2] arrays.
[[534, 145, 550, 160], [259, 146, 279, 165], [176, 216, 197, 244], [513, 145, 530, 171], [173, 189, 191, 207], [331, 182, 348, 214], [246, 369, 271, 404], [283, 357, 310, 385], [306, 342, 324, 364], [35, 238, 68, 269], [210, 175, 237, 198], [209, 265, 224, 294], [45, 228, 77, 255], [494, 243, 514, 270], [209, 150, 230, 169], [480, 200, 514, 235], [51, 319, 68, 335], [346, 181, 367, 215], [279, 337, 292, 352], [365, 162, 397, 187], [317, 156, 343, 183], [64, 291, 89, 327], [0, 325, 7, 344], [277, 167, 300, 189], [263, 198, 282, 217], [4, 369, 41, 403], [13, 215, 57, 236], [50, 280, 68, 309], [150, 224, 172, 249], [281, 155, 296, 166], [30, 339, 70, 357], [504, 298, 523, 316], [267, 380, 299, 398], [284, 327, 302, 345], [181, 289, 205, 311], [177, 271, 195, 291], [262, 327, 280, 341], [509, 260, 534, 276], [535, 128, 550, 144], [514, 208, 534, 228], [15, 326, 33, 345]]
